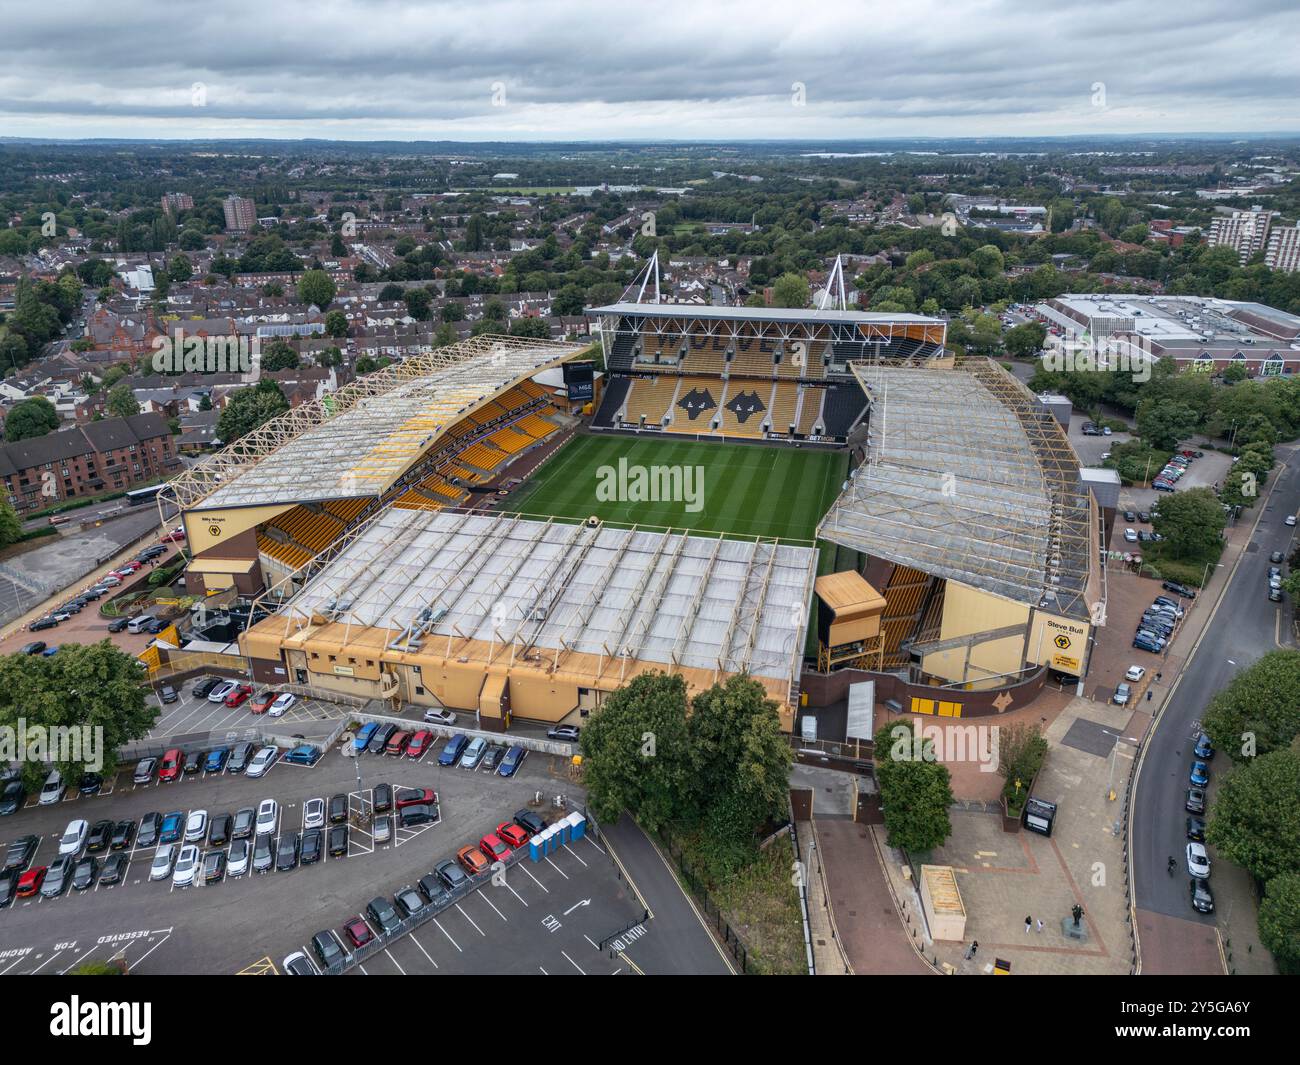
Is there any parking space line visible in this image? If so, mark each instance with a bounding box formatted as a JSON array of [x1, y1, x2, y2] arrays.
[[27, 951, 66, 974], [478, 891, 509, 922], [432, 918, 462, 952], [561, 950, 586, 975], [407, 933, 439, 969], [562, 844, 588, 867], [519, 864, 549, 893], [383, 949, 407, 974], [544, 856, 570, 879], [582, 835, 606, 856], [0, 955, 30, 975], [500, 878, 529, 907], [455, 902, 486, 937]]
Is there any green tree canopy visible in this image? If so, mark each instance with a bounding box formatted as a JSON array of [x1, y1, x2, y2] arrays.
[[216, 380, 289, 443], [1207, 749, 1300, 883], [4, 396, 59, 442], [1150, 487, 1227, 561], [772, 272, 810, 308], [873, 721, 954, 852], [1201, 649, 1300, 762], [1258, 873, 1300, 975], [106, 382, 139, 419], [296, 269, 336, 309]]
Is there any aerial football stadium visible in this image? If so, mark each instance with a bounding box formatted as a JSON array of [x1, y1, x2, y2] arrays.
[[160, 288, 1103, 734]]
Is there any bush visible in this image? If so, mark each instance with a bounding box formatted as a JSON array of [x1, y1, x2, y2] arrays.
[[1105, 440, 1173, 486], [1144, 556, 1211, 588]]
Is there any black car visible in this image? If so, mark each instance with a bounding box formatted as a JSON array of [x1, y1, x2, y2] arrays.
[[301, 828, 323, 865], [0, 779, 25, 815], [1186, 817, 1206, 842], [368, 724, 398, 754], [144, 618, 167, 635], [394, 887, 425, 919], [1186, 787, 1207, 815], [99, 853, 129, 886], [71, 856, 99, 891], [434, 859, 467, 891], [209, 813, 233, 847], [227, 743, 255, 773], [514, 809, 546, 836], [86, 819, 114, 853], [311, 931, 344, 970], [1123, 509, 1136, 522], [232, 807, 256, 840], [3, 834, 38, 872], [158, 685, 179, 704], [328, 793, 349, 824], [398, 804, 438, 828], [253, 833, 274, 873], [78, 773, 103, 796], [1190, 877, 1215, 914], [183, 751, 203, 774], [137, 812, 162, 848], [481, 743, 507, 771], [1161, 580, 1195, 599], [110, 820, 136, 850], [107, 617, 130, 633], [366, 895, 401, 935], [191, 676, 221, 699], [373, 783, 393, 813], [0, 870, 18, 908], [327, 825, 349, 857], [275, 831, 300, 872], [41, 855, 74, 897], [418, 873, 451, 907], [203, 851, 226, 884]]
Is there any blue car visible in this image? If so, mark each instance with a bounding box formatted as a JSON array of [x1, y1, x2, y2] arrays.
[[498, 745, 527, 777], [1132, 635, 1162, 653], [159, 811, 185, 845], [1194, 733, 1215, 760], [41, 645, 60, 657], [284, 744, 322, 766], [437, 734, 469, 767], [1189, 760, 1210, 787], [353, 722, 379, 754], [204, 748, 229, 773]]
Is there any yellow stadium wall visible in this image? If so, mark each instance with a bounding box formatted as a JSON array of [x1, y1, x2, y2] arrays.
[[921, 581, 1029, 686]]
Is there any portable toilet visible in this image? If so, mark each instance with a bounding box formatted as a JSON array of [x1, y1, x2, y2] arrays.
[[529, 831, 546, 862], [556, 817, 571, 846], [568, 811, 587, 841], [544, 826, 559, 855]]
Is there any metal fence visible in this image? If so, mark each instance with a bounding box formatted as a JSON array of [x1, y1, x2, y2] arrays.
[[660, 837, 752, 974], [789, 815, 816, 975]]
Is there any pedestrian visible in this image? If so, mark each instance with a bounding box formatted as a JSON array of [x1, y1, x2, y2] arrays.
[[1147, 690, 1153, 702], [1025, 915, 1032, 933], [1155, 672, 1162, 682], [1036, 918, 1044, 933], [965, 940, 978, 960]]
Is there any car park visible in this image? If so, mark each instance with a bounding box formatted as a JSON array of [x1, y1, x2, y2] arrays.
[[71, 856, 99, 891], [253, 834, 275, 873], [39, 769, 66, 804], [312, 931, 344, 970], [459, 737, 487, 769], [86, 819, 113, 852], [328, 825, 349, 857], [184, 810, 209, 842], [157, 749, 183, 782], [366, 896, 401, 935], [59, 819, 89, 857], [498, 745, 527, 777], [41, 856, 74, 897], [301, 828, 323, 865], [227, 839, 251, 877], [159, 811, 184, 844], [246, 746, 279, 778], [328, 793, 348, 824], [133, 757, 157, 784], [111, 820, 136, 850], [437, 734, 469, 766], [227, 742, 255, 773], [1186, 842, 1211, 879], [99, 853, 128, 886], [150, 844, 177, 881], [137, 812, 162, 848], [343, 916, 374, 948], [172, 845, 201, 887], [1190, 877, 1215, 914]]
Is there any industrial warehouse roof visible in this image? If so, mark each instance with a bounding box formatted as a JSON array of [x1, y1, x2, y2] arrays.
[[817, 359, 1096, 620], [168, 335, 587, 513], [260, 508, 817, 694]]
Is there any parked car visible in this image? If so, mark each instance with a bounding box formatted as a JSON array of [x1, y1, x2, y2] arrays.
[[249, 690, 281, 714], [482, 743, 508, 771], [1187, 816, 1207, 843], [191, 676, 221, 699], [232, 807, 256, 841], [255, 799, 279, 836], [86, 819, 113, 853], [283, 744, 322, 766], [514, 809, 546, 836], [252, 834, 275, 874], [276, 831, 301, 872], [366, 896, 401, 935], [1194, 733, 1215, 760], [352, 722, 380, 753], [1287, 515, 1298, 528], [546, 724, 580, 742], [227, 742, 255, 773], [497, 822, 530, 849], [159, 811, 184, 844], [419, 873, 452, 907], [479, 833, 511, 866], [373, 783, 393, 813], [58, 819, 89, 857], [1113, 683, 1131, 706], [1186, 842, 1211, 879], [343, 916, 374, 948], [133, 757, 157, 784], [158, 684, 179, 705], [301, 828, 323, 865], [1185, 787, 1207, 814], [209, 813, 233, 847], [203, 748, 229, 773], [172, 845, 201, 887], [203, 851, 226, 884], [266, 693, 296, 717], [373, 815, 392, 845], [395, 787, 437, 811], [38, 769, 65, 805], [283, 951, 318, 976], [1189, 760, 1210, 787], [106, 617, 130, 633], [398, 804, 439, 828], [406, 730, 434, 758], [437, 734, 469, 766], [206, 680, 238, 703], [459, 737, 487, 769], [246, 746, 279, 778], [227, 839, 251, 878], [137, 812, 162, 848], [328, 793, 349, 824], [111, 820, 136, 850], [99, 852, 129, 886], [1190, 877, 1215, 914], [71, 856, 99, 891], [41, 855, 74, 897], [184, 810, 208, 842], [16, 866, 47, 897], [1271, 550, 1285, 564], [0, 780, 26, 816], [395, 886, 426, 919], [149, 844, 177, 881], [422, 708, 457, 727], [457, 845, 489, 877], [311, 930, 345, 970], [1123, 527, 1138, 543], [157, 749, 183, 782], [303, 798, 325, 830], [224, 684, 253, 708], [4, 834, 39, 873], [498, 745, 527, 777], [368, 724, 398, 754], [385, 730, 411, 756]]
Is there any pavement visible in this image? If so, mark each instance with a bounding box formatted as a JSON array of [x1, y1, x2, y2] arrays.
[[1129, 447, 1299, 976]]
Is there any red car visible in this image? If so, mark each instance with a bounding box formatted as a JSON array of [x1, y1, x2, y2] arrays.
[[496, 822, 529, 850], [157, 748, 183, 782], [249, 690, 280, 714], [224, 684, 253, 708], [405, 730, 434, 758], [479, 833, 510, 865], [16, 866, 47, 897], [384, 730, 410, 756], [343, 916, 373, 948], [161, 529, 185, 542], [457, 845, 489, 877], [395, 787, 436, 811]]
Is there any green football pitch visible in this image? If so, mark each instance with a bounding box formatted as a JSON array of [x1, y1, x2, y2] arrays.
[[505, 433, 848, 541]]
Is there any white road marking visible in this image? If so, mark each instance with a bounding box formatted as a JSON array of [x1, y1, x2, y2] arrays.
[[561, 950, 586, 975], [433, 919, 462, 952], [455, 903, 485, 937]]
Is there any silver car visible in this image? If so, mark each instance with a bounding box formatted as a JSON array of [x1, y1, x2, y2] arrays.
[[150, 843, 177, 881], [133, 757, 157, 784], [1113, 683, 1131, 706], [184, 810, 208, 842], [459, 737, 487, 769]]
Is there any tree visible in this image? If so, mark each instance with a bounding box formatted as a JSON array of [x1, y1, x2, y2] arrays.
[[1004, 321, 1047, 358], [0, 332, 29, 372], [0, 642, 155, 791], [324, 309, 349, 338], [552, 284, 585, 317], [1201, 650, 1300, 762], [1207, 749, 1300, 883], [509, 317, 550, 339], [1151, 487, 1227, 561], [580, 672, 691, 832], [1135, 400, 1201, 451], [167, 254, 193, 283], [873, 721, 954, 852], [260, 340, 299, 372], [1258, 873, 1300, 974], [403, 288, 431, 321], [317, 345, 343, 368], [4, 396, 59, 441], [106, 382, 139, 419], [216, 380, 289, 443], [772, 272, 810, 308], [296, 269, 336, 309], [0, 499, 21, 549]]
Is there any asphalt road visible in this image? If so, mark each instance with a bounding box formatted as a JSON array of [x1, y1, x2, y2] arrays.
[[1132, 449, 1300, 955]]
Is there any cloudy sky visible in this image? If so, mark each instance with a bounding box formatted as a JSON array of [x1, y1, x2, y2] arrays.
[[2, 0, 1297, 141]]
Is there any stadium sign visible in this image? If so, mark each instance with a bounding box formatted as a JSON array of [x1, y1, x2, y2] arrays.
[[1028, 612, 1090, 676]]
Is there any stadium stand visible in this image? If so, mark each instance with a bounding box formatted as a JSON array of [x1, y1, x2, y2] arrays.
[[767, 381, 800, 433], [592, 377, 630, 428], [624, 375, 681, 426], [820, 383, 870, 438], [796, 386, 826, 436]]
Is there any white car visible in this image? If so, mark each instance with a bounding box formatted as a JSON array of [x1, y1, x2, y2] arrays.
[[1287, 515, 1297, 527], [227, 838, 251, 878], [172, 844, 201, 887], [184, 810, 208, 842], [207, 680, 237, 703], [246, 746, 279, 778], [1186, 842, 1211, 879], [38, 769, 65, 805], [1123, 527, 1138, 543], [1124, 665, 1146, 683], [1113, 683, 1131, 706], [303, 798, 325, 830], [423, 707, 457, 726], [150, 844, 176, 881], [255, 798, 279, 836], [267, 693, 297, 718], [58, 819, 89, 857]]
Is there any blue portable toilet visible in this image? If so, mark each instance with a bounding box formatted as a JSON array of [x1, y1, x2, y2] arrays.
[[568, 812, 587, 841], [529, 832, 545, 862], [556, 817, 571, 845], [544, 826, 559, 855]]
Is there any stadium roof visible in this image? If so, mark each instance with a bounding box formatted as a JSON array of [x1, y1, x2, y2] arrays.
[[253, 508, 817, 700], [168, 335, 586, 513], [588, 302, 945, 326], [817, 359, 1097, 620]]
